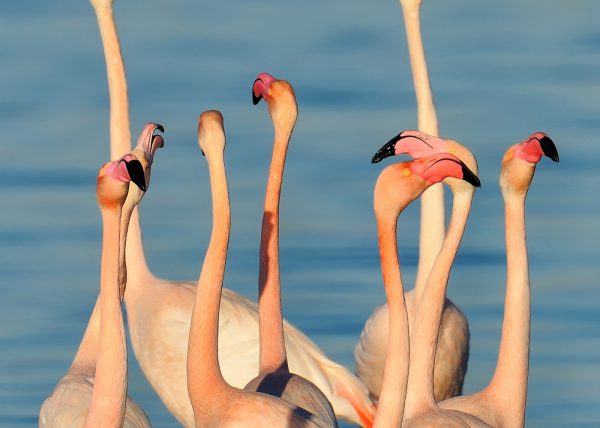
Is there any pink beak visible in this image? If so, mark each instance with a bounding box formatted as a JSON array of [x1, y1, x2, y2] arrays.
[[252, 72, 277, 105], [514, 132, 559, 164]]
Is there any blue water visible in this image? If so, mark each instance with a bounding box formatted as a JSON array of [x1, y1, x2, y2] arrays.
[[1, 0, 599, 426]]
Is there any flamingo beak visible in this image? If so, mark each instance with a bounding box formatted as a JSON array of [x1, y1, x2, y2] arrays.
[[252, 78, 264, 105], [461, 164, 481, 188], [539, 136, 559, 162], [124, 159, 146, 192], [372, 133, 402, 163]]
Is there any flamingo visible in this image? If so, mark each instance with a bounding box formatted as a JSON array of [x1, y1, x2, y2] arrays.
[[241, 73, 338, 427], [402, 133, 558, 427], [187, 110, 333, 428], [371, 153, 481, 428], [358, 131, 473, 402], [355, 0, 470, 402], [39, 138, 159, 427], [88, 1, 374, 426]]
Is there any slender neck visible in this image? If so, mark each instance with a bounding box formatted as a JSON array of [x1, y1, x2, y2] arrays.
[[402, 3, 445, 302], [117, 203, 135, 298], [187, 151, 231, 414], [94, 6, 152, 291], [71, 298, 101, 366], [72, 200, 132, 366], [405, 190, 472, 416], [95, 6, 131, 159], [485, 192, 529, 425], [258, 126, 291, 374], [373, 214, 409, 428], [85, 207, 127, 427]]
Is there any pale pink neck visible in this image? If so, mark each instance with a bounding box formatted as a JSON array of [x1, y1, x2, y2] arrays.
[[405, 190, 472, 417], [187, 151, 231, 415], [85, 207, 127, 427], [402, 4, 445, 303], [258, 127, 290, 374], [95, 5, 152, 297], [485, 193, 529, 425], [95, 6, 131, 159], [71, 297, 101, 366], [373, 215, 409, 427]]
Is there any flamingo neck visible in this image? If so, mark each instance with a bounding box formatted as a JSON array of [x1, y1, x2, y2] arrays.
[[187, 151, 231, 416], [486, 193, 529, 425], [258, 127, 291, 374], [123, 208, 153, 300], [85, 206, 127, 427], [402, 3, 445, 304], [95, 6, 132, 160], [95, 4, 153, 302], [405, 190, 472, 417], [71, 298, 101, 367], [373, 214, 409, 427]]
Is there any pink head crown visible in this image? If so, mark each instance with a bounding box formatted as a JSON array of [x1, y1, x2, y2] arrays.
[[513, 132, 559, 164]]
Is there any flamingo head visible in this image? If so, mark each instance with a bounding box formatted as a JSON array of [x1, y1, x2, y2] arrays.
[[374, 153, 479, 219], [252, 72, 297, 134], [500, 132, 558, 196], [372, 130, 479, 192], [132, 122, 165, 166], [372, 130, 449, 163], [198, 110, 226, 159], [122, 123, 164, 210], [399, 0, 423, 11], [97, 154, 145, 209], [89, 0, 114, 11]]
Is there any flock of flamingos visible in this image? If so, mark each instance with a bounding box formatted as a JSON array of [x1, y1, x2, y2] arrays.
[[38, 0, 560, 427]]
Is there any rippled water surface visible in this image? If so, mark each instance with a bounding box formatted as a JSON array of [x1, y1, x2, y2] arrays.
[[1, 1, 599, 426]]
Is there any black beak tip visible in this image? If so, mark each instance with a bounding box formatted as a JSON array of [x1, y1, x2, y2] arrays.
[[201, 149, 206, 157], [539, 136, 559, 162], [252, 92, 262, 105], [462, 165, 481, 188], [156, 123, 165, 133], [124, 159, 147, 192], [371, 134, 404, 165]]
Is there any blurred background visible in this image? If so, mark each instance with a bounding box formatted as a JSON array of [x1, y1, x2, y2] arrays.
[[1, 0, 599, 426]]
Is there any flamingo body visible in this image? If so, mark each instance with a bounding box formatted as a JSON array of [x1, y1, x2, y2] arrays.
[[129, 285, 366, 426], [39, 365, 150, 428], [355, 293, 469, 401]]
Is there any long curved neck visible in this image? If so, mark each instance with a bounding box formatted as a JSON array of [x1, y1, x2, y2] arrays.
[[94, 5, 151, 290], [485, 192, 529, 425], [94, 5, 131, 159], [373, 214, 409, 428], [187, 151, 231, 416], [401, 3, 445, 302], [85, 207, 127, 427], [258, 125, 291, 374], [405, 190, 472, 416]]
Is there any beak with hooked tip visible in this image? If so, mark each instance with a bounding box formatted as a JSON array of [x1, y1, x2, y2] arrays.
[[461, 164, 481, 188], [372, 134, 401, 164], [123, 159, 146, 192], [538, 135, 559, 162]]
